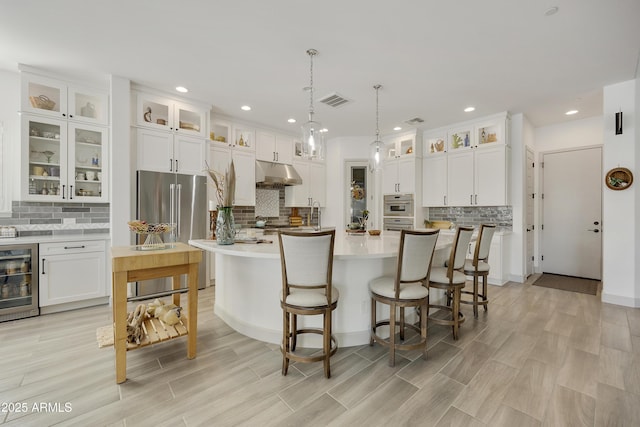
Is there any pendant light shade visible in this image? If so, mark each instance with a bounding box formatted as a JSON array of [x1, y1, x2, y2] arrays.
[[301, 49, 325, 160], [369, 84, 383, 172]]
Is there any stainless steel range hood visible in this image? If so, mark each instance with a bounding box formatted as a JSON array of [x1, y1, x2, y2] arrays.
[[255, 160, 302, 186]]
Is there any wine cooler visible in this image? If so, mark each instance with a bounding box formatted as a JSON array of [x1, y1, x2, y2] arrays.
[[0, 243, 39, 322]]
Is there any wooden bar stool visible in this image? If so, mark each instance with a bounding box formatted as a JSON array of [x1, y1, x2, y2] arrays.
[[278, 229, 338, 378], [462, 224, 496, 317], [369, 229, 439, 366], [428, 226, 474, 340]]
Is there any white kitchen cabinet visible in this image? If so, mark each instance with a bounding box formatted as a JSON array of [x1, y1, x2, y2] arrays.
[[384, 132, 417, 159], [447, 146, 508, 206], [447, 124, 474, 152], [256, 131, 293, 164], [422, 155, 448, 206], [136, 128, 206, 176], [21, 72, 109, 125], [285, 160, 326, 207], [424, 128, 448, 156], [135, 91, 208, 138], [209, 144, 255, 206], [22, 115, 109, 202], [39, 240, 107, 310], [474, 116, 506, 148], [383, 156, 417, 195]]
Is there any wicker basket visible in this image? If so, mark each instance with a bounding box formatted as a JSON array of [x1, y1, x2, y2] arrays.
[[29, 95, 56, 110]]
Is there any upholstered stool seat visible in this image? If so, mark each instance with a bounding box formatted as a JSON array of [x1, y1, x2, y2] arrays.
[[461, 224, 496, 317], [278, 229, 338, 378], [428, 226, 474, 340], [369, 229, 439, 366]]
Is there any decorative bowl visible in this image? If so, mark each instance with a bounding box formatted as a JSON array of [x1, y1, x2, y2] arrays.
[[368, 230, 381, 236]]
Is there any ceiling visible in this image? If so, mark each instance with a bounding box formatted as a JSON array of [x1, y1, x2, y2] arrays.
[[1, 0, 639, 138]]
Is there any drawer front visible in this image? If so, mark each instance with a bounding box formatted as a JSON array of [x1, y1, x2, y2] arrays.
[[40, 239, 105, 255]]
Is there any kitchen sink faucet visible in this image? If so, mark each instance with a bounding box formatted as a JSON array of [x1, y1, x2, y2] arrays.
[[311, 200, 322, 231]]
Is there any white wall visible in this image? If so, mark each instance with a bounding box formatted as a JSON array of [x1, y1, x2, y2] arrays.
[[602, 79, 638, 307], [109, 76, 132, 246], [0, 70, 20, 214], [534, 116, 604, 151]]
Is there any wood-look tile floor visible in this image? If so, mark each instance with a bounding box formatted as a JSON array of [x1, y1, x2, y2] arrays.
[[1, 274, 639, 426]]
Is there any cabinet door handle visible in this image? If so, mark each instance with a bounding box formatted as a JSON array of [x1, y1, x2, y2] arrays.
[[64, 245, 85, 250], [444, 195, 446, 205], [169, 159, 173, 171], [62, 184, 66, 199], [276, 152, 279, 162], [175, 159, 179, 173], [475, 194, 478, 205], [470, 195, 473, 204], [69, 185, 73, 199], [62, 113, 66, 118], [41, 258, 46, 275]]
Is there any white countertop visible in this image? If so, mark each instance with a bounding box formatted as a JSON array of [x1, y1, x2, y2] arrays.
[[0, 233, 110, 246], [190, 230, 456, 260]]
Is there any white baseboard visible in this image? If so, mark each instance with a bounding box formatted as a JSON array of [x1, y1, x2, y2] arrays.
[[40, 296, 109, 314], [601, 292, 640, 308]]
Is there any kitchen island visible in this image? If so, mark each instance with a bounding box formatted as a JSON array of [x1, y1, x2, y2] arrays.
[[190, 231, 455, 347]]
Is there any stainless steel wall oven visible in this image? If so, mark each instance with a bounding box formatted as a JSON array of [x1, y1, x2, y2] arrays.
[[383, 194, 414, 217]]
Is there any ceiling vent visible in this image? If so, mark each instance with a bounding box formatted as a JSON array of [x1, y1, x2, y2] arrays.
[[404, 117, 425, 125], [318, 92, 352, 108]]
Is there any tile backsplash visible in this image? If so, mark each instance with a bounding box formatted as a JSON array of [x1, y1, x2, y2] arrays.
[[227, 187, 317, 228], [0, 201, 110, 237], [427, 206, 512, 229]]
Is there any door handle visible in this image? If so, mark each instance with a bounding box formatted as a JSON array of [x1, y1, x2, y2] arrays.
[[170, 158, 173, 171], [170, 183, 175, 240], [69, 185, 73, 199], [175, 159, 179, 173], [176, 184, 182, 237], [62, 184, 66, 199], [41, 258, 46, 275], [587, 229, 600, 233]]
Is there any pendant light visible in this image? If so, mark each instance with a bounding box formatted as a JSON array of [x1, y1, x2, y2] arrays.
[[369, 84, 384, 172], [301, 49, 325, 160]]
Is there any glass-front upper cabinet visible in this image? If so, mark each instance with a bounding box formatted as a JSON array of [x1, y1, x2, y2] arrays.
[[21, 73, 108, 125], [69, 123, 108, 201], [23, 116, 67, 200], [135, 92, 207, 137], [22, 116, 108, 202], [447, 125, 474, 152]]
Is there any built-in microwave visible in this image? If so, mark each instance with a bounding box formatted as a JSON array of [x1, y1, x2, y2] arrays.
[[383, 194, 414, 217]]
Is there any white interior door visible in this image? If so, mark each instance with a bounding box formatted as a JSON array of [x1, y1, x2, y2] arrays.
[[525, 147, 534, 277], [542, 147, 602, 279]]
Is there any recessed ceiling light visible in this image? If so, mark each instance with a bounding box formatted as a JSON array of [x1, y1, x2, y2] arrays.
[[287, 118, 296, 123], [544, 6, 559, 16], [241, 105, 251, 111], [393, 126, 402, 131], [565, 110, 578, 115], [464, 107, 475, 113], [175, 86, 188, 93]]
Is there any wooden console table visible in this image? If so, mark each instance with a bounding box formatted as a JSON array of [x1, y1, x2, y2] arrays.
[[110, 242, 202, 383]]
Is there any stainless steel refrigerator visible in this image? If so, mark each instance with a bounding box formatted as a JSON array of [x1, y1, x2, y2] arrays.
[[136, 170, 207, 297]]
